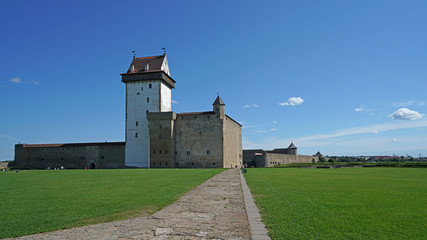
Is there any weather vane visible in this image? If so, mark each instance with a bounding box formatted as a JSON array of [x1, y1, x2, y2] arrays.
[[132, 50, 136, 57], [162, 48, 166, 53]]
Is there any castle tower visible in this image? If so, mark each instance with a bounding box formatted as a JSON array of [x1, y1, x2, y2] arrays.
[[121, 54, 175, 167], [287, 142, 298, 155], [213, 95, 225, 119]]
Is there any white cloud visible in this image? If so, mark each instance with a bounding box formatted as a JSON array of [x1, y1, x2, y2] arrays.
[[418, 101, 426, 106], [171, 100, 178, 104], [273, 121, 278, 124], [389, 108, 424, 120], [392, 100, 414, 107], [294, 120, 427, 142], [270, 128, 277, 131], [279, 97, 304, 106], [10, 77, 21, 84], [239, 121, 246, 124], [371, 130, 378, 134], [0, 134, 16, 140], [392, 138, 397, 142], [9, 77, 40, 85], [355, 106, 364, 112], [242, 104, 259, 109]]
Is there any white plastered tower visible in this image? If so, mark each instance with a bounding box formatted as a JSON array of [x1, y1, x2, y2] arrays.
[[121, 54, 175, 167]]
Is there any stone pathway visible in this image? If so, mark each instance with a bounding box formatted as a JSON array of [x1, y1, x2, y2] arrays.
[[12, 169, 260, 240]]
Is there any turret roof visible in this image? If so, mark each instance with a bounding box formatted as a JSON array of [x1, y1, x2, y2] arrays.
[[213, 95, 225, 105], [288, 142, 297, 149]]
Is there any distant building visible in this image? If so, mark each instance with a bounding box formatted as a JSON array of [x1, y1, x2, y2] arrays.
[[314, 151, 323, 157], [243, 143, 318, 167]]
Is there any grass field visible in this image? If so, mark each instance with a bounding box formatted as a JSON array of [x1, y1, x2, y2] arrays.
[[0, 168, 223, 239], [244, 168, 427, 240]]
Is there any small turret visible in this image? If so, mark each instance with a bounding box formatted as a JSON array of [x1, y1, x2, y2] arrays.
[[213, 95, 225, 119], [287, 142, 298, 155]]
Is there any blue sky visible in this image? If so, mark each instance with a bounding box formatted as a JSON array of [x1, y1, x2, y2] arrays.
[[1, 0, 427, 161]]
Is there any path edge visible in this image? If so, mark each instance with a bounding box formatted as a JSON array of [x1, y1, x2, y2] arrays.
[[240, 169, 271, 240]]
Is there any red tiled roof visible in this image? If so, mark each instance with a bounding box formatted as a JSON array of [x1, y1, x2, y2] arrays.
[[22, 142, 125, 148], [126, 55, 165, 74]]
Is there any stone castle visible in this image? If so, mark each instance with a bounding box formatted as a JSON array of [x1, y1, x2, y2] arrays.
[[243, 142, 318, 167], [13, 54, 242, 169]]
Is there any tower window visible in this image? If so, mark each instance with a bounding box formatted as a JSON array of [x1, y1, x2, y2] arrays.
[[159, 150, 161, 154], [147, 97, 149, 103], [149, 84, 152, 88], [141, 87, 143, 91], [153, 162, 155, 166], [153, 150, 156, 154], [135, 133, 138, 138], [213, 162, 216, 165], [166, 150, 168, 154], [137, 92, 140, 95], [206, 150, 210, 155], [136, 121, 138, 126], [159, 135, 162, 139], [187, 151, 191, 155], [146, 110, 149, 114]]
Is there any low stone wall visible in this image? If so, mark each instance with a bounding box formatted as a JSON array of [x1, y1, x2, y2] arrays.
[[14, 142, 125, 169], [264, 153, 317, 167], [243, 149, 318, 167]]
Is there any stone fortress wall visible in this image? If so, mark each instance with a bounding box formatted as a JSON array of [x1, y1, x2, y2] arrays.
[[243, 144, 318, 168], [13, 142, 125, 169]]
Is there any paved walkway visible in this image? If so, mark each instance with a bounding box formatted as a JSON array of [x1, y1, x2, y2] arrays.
[[12, 169, 269, 240]]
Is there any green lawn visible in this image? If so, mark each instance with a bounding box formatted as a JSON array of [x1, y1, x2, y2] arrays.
[[244, 168, 427, 240], [0, 168, 223, 239]]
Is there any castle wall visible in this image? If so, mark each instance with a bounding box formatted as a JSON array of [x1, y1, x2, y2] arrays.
[[14, 143, 125, 169], [147, 112, 176, 168], [264, 153, 297, 167], [223, 116, 242, 168], [175, 113, 223, 168], [243, 149, 317, 167]]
